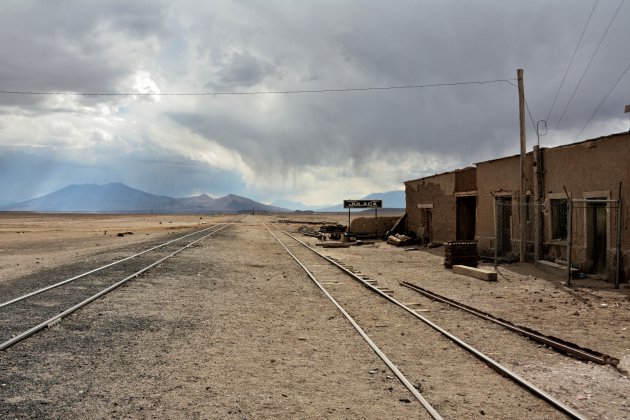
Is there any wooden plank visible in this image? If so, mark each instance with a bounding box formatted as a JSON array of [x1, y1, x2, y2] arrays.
[[453, 265, 497, 282]]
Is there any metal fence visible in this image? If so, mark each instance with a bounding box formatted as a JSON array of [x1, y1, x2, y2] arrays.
[[566, 198, 622, 288], [493, 194, 623, 288], [493, 197, 539, 262]]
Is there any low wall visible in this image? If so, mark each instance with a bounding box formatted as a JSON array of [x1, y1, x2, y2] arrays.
[[350, 216, 400, 237]]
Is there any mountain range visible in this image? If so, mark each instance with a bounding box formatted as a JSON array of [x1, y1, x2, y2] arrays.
[[0, 183, 289, 213], [0, 183, 406, 213]]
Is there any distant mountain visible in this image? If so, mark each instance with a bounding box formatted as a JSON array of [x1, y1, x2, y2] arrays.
[[270, 199, 314, 211], [317, 190, 405, 212], [361, 190, 406, 207], [202, 194, 288, 213], [0, 183, 290, 213], [175, 194, 216, 212], [0, 183, 185, 213]]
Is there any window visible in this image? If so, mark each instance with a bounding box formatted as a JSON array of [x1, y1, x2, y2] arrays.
[[550, 199, 568, 240]]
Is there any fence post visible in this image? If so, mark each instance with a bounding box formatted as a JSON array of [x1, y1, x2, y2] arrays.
[[533, 145, 543, 262], [616, 194, 622, 289], [494, 196, 499, 269], [567, 197, 573, 287]]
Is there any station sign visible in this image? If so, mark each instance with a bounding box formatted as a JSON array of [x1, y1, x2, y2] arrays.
[[343, 199, 382, 209]]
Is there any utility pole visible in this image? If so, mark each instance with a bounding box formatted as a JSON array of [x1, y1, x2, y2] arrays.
[[518, 69, 527, 263]]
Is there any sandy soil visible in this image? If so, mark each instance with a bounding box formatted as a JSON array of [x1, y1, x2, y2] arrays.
[[0, 213, 229, 284], [0, 213, 628, 418]]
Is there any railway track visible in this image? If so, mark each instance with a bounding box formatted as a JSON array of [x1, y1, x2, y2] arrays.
[[0, 222, 233, 351], [399, 280, 619, 366], [266, 224, 586, 419]]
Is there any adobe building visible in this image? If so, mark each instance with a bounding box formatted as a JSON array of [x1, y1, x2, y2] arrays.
[[475, 152, 535, 258], [404, 167, 476, 244], [405, 131, 630, 282]]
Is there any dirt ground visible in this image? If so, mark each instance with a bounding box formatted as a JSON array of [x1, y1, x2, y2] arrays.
[[0, 212, 629, 418], [0, 212, 230, 284]]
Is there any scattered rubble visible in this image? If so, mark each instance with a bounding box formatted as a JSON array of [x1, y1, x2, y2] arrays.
[[319, 224, 346, 233], [297, 225, 320, 237], [386, 234, 413, 247]]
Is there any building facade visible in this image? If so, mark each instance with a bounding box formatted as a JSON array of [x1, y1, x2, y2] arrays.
[[404, 167, 476, 244], [405, 132, 630, 282]]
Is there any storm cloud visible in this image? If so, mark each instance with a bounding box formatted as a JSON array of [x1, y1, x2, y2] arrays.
[[0, 0, 628, 205]]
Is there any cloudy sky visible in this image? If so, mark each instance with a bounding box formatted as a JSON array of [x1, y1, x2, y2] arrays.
[[0, 0, 628, 206]]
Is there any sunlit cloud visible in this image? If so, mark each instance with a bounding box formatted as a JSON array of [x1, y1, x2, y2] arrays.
[[0, 0, 628, 205]]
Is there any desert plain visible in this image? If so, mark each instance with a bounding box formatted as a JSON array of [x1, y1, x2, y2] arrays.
[[0, 212, 629, 419]]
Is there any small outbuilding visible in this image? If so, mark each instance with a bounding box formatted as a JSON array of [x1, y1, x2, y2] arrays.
[[404, 167, 476, 244]]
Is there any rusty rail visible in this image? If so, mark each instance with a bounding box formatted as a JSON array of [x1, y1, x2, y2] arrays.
[[0, 223, 234, 351], [281, 229, 587, 420], [400, 281, 619, 366]]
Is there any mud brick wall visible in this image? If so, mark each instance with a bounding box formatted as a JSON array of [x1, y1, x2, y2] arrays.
[[349, 216, 400, 237]]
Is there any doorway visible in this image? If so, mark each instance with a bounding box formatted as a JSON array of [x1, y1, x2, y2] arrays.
[[421, 209, 433, 243], [496, 196, 512, 256], [587, 200, 607, 274], [456, 196, 476, 240]]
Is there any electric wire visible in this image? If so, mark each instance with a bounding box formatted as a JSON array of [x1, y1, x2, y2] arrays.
[[506, 80, 537, 133], [525, 99, 537, 133], [0, 79, 516, 97], [549, 0, 626, 142], [545, 0, 599, 124], [574, 60, 630, 140]]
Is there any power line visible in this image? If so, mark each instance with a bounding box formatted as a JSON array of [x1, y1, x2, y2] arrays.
[[506, 80, 537, 133], [525, 100, 537, 134], [0, 78, 516, 97], [545, 0, 599, 123], [574, 60, 630, 140], [549, 0, 625, 141]]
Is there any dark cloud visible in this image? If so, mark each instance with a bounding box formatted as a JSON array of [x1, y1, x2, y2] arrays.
[[0, 0, 628, 203], [169, 0, 629, 168], [0, 0, 170, 95], [207, 51, 278, 89]]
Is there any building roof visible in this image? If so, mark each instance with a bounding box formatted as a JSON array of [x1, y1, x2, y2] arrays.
[[474, 131, 629, 166], [404, 166, 475, 184], [404, 131, 628, 185]]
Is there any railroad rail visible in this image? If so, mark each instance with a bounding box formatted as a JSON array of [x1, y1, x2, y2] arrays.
[[271, 226, 587, 420], [264, 224, 442, 419], [0, 222, 232, 351], [1, 223, 226, 309], [400, 280, 619, 366]]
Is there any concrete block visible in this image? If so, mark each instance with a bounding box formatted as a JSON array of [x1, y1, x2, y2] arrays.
[[535, 260, 578, 278], [453, 265, 497, 282]]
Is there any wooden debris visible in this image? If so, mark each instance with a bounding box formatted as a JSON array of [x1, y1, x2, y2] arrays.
[[387, 234, 413, 246], [315, 243, 351, 248], [387, 213, 407, 236], [453, 264, 497, 282], [320, 224, 346, 233]]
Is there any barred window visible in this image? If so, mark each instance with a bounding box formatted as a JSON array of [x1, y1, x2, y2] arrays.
[[551, 199, 568, 240]]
